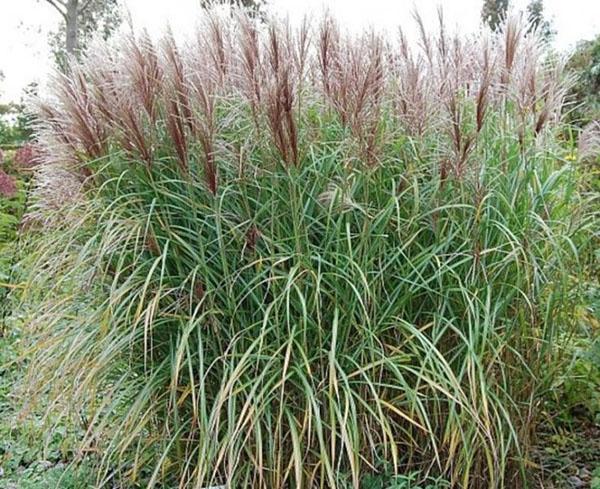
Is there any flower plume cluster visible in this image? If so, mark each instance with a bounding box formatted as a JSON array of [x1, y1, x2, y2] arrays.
[[33, 9, 568, 213]]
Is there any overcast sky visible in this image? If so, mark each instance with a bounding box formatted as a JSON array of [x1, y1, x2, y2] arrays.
[[1, 0, 599, 103]]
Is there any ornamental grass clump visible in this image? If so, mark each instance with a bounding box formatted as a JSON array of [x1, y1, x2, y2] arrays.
[[21, 8, 592, 489]]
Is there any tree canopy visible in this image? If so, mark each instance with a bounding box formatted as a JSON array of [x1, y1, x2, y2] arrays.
[[526, 0, 554, 40], [200, 0, 266, 16], [481, 0, 509, 32], [42, 0, 122, 68]]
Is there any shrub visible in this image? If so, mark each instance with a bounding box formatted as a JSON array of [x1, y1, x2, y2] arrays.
[[0, 105, 33, 147], [565, 33, 600, 126], [0, 169, 17, 199], [13, 143, 42, 170], [21, 9, 592, 489]]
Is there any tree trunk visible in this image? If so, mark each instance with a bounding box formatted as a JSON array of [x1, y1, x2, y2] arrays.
[[65, 0, 79, 57]]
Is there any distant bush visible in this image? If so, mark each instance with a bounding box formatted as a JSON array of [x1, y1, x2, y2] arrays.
[[566, 34, 600, 126], [13, 143, 42, 170], [0, 154, 27, 286], [0, 104, 33, 147], [0, 169, 17, 198], [21, 9, 594, 489]]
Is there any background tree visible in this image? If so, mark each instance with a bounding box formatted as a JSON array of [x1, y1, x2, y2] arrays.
[[42, 0, 122, 67], [526, 0, 554, 40], [201, 0, 266, 17], [481, 0, 509, 32]]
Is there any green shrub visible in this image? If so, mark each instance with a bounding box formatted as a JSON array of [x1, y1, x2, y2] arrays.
[[20, 10, 595, 489], [0, 109, 33, 147], [0, 157, 27, 286], [566, 34, 600, 127]]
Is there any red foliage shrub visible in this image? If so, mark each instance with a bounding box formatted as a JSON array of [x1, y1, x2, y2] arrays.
[[0, 169, 17, 198], [14, 144, 42, 169]]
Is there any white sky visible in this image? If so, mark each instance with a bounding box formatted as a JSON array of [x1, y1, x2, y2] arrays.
[[1, 0, 599, 103]]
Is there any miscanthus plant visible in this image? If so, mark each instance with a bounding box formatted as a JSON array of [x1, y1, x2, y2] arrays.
[[19, 8, 594, 489]]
